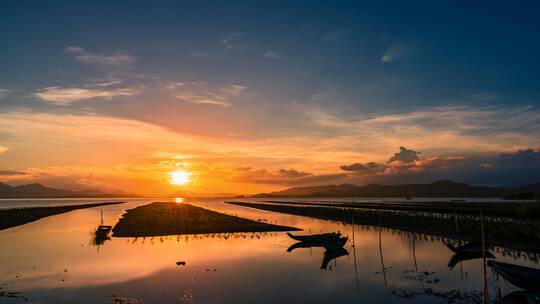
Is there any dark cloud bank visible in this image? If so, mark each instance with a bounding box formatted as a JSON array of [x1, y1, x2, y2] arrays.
[[232, 147, 540, 187]]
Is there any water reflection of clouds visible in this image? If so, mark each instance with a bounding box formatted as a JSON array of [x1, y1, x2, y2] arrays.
[[0, 198, 538, 303]]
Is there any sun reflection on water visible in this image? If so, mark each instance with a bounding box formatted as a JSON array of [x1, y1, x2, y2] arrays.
[[175, 197, 185, 203]]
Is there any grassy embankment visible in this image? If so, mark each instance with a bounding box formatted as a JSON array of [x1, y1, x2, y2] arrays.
[[0, 201, 124, 231], [227, 201, 540, 252], [112, 202, 300, 237], [260, 200, 540, 218]]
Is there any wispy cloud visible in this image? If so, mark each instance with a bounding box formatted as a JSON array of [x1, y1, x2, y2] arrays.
[[263, 51, 283, 59], [228, 167, 345, 186], [220, 84, 247, 96], [0, 89, 11, 98], [0, 170, 27, 176], [165, 82, 247, 107], [321, 30, 345, 43], [294, 103, 540, 159], [220, 32, 260, 51], [64, 46, 136, 68], [381, 40, 421, 63], [189, 51, 209, 57], [33, 85, 143, 105], [220, 32, 245, 50]]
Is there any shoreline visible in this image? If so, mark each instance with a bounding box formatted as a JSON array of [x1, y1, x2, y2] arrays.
[[227, 201, 540, 254], [112, 202, 300, 237], [0, 201, 124, 231]]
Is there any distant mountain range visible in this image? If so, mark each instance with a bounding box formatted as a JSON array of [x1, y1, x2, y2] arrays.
[[0, 182, 130, 198], [252, 180, 540, 199]]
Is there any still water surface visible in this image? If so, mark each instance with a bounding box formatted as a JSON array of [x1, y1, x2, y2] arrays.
[[0, 198, 537, 303]]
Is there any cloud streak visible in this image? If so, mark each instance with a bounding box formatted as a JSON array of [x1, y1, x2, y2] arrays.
[[228, 167, 346, 186], [32, 85, 143, 105], [263, 51, 283, 59], [165, 82, 246, 107], [0, 89, 11, 98], [381, 41, 421, 63], [64, 46, 136, 68]]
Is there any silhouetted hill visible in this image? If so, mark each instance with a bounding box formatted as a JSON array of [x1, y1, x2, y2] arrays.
[[0, 182, 130, 198], [252, 180, 540, 198]]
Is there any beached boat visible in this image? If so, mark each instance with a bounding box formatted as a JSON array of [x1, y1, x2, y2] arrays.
[[95, 210, 112, 237], [286, 231, 341, 243], [321, 247, 349, 270], [499, 290, 540, 303], [447, 251, 495, 270], [286, 241, 323, 252], [488, 260, 540, 292], [95, 225, 112, 237], [444, 241, 489, 254], [322, 236, 348, 251]]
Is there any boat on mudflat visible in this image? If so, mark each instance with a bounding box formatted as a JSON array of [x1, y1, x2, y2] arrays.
[[322, 236, 348, 251], [286, 241, 323, 252], [95, 210, 112, 238], [444, 241, 490, 254], [488, 260, 540, 292], [321, 247, 349, 270], [287, 232, 341, 243], [447, 251, 495, 270]]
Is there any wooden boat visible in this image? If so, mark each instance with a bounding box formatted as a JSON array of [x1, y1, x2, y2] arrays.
[[287, 232, 341, 243], [322, 236, 348, 251], [444, 241, 489, 254], [488, 260, 540, 292], [447, 251, 495, 270], [499, 290, 540, 303], [321, 247, 349, 270], [96, 225, 112, 236], [95, 210, 112, 237], [286, 241, 323, 252]]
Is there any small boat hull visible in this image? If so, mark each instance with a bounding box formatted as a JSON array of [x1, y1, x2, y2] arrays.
[[444, 241, 489, 254], [287, 232, 340, 243], [322, 237, 348, 251], [96, 225, 112, 237], [321, 248, 349, 270], [488, 260, 540, 292]]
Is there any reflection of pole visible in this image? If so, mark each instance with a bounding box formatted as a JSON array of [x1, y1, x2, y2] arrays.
[[412, 235, 418, 271], [379, 214, 387, 287], [460, 261, 464, 280], [481, 212, 488, 304], [453, 210, 459, 232], [352, 215, 359, 289], [309, 228, 312, 256]]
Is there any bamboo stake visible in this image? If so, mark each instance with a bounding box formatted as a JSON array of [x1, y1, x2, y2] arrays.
[[481, 212, 488, 304]]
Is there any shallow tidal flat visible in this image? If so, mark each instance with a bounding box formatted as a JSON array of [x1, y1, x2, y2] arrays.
[[112, 202, 300, 237], [227, 201, 540, 254], [0, 201, 123, 230]]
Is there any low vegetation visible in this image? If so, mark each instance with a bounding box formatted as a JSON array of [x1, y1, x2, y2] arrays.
[[259, 200, 539, 218], [0, 202, 124, 230], [112, 202, 300, 237], [227, 201, 540, 253]]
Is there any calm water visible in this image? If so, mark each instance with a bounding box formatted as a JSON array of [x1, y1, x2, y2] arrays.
[[0, 198, 537, 303]]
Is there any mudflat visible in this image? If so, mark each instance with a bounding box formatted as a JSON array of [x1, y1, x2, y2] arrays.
[[112, 202, 300, 237], [0, 201, 124, 230]]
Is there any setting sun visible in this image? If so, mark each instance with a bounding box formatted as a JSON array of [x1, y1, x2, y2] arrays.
[[169, 170, 192, 186]]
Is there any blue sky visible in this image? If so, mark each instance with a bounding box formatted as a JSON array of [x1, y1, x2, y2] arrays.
[[1, 1, 540, 193]]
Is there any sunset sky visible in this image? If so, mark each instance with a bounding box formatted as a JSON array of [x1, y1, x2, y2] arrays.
[[1, 1, 540, 196]]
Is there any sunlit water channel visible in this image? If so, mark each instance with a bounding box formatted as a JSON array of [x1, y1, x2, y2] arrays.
[[0, 198, 537, 303]]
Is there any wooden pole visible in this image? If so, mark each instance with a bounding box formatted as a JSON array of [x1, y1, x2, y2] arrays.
[[352, 214, 359, 289], [379, 214, 387, 287], [481, 212, 488, 304]]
